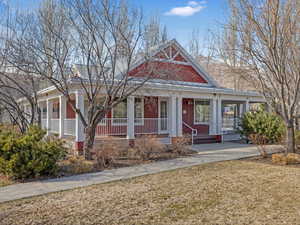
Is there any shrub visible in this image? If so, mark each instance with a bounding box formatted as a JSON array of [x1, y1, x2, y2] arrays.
[[94, 138, 120, 168], [239, 111, 285, 144], [169, 136, 190, 155], [133, 135, 165, 160], [0, 126, 66, 179], [59, 156, 95, 174], [248, 134, 269, 158]]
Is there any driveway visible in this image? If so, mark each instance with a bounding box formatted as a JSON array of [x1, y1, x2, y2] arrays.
[[0, 142, 281, 203]]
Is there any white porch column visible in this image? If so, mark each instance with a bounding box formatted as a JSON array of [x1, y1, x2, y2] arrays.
[[209, 97, 218, 135], [75, 90, 85, 143], [244, 100, 250, 113], [216, 97, 222, 134], [177, 96, 183, 137], [170, 95, 177, 138], [127, 96, 135, 140], [127, 96, 135, 142], [59, 95, 66, 138], [239, 104, 244, 117], [46, 99, 53, 135]]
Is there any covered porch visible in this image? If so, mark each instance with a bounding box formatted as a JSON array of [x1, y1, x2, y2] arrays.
[[36, 88, 264, 149]]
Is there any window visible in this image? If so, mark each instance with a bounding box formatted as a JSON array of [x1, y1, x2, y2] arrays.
[[194, 100, 210, 124], [134, 97, 144, 124], [112, 97, 144, 125], [112, 99, 127, 125]]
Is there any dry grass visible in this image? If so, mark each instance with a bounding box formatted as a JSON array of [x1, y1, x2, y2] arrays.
[[0, 161, 300, 225]]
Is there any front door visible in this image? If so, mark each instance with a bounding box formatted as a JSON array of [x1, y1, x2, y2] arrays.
[[159, 99, 168, 133]]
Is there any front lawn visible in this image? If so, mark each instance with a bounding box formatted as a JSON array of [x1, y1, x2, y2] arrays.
[[0, 161, 299, 225]]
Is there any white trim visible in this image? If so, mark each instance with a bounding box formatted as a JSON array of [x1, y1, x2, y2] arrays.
[[111, 97, 145, 126], [193, 99, 210, 125], [152, 58, 191, 66], [111, 101, 128, 126]]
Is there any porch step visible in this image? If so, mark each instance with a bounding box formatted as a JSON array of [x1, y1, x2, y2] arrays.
[[193, 135, 219, 144]]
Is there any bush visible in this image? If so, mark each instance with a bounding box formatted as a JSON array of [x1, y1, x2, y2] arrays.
[[94, 138, 120, 168], [133, 135, 165, 160], [248, 134, 269, 158], [168, 136, 190, 155], [0, 126, 66, 179], [59, 156, 95, 174], [239, 111, 285, 144]]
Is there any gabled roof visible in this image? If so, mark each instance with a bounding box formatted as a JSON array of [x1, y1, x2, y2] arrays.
[[128, 39, 220, 87]]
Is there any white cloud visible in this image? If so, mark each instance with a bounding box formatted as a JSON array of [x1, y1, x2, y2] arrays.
[[165, 1, 206, 17], [188, 1, 198, 6]]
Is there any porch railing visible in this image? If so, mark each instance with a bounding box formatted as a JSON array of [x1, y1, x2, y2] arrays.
[[135, 118, 168, 134], [41, 119, 47, 130], [95, 118, 169, 137], [50, 119, 60, 134], [222, 116, 241, 133], [96, 118, 128, 136], [183, 121, 198, 145], [64, 119, 76, 136]]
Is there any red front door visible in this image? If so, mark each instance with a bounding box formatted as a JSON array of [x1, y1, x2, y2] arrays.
[[182, 98, 194, 134]]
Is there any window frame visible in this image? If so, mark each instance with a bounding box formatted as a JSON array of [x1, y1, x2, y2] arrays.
[[194, 99, 210, 125], [111, 97, 145, 126], [111, 99, 128, 125]]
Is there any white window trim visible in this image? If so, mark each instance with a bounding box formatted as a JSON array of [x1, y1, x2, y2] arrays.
[[194, 99, 210, 125], [111, 97, 145, 126]]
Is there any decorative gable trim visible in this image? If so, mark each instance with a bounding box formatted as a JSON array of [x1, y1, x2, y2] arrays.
[[129, 39, 219, 87]]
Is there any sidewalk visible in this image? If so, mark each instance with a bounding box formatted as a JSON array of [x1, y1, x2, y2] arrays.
[[0, 142, 280, 203]]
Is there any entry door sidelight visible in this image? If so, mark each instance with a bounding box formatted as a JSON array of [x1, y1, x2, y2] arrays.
[[159, 100, 168, 133]]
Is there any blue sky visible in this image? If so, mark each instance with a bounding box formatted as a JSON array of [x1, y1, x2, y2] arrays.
[[2, 0, 228, 48]]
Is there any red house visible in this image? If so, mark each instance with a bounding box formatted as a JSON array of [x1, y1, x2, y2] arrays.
[[24, 39, 265, 149]]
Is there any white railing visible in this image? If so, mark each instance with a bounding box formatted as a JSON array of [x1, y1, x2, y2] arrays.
[[50, 119, 60, 134], [95, 118, 169, 137], [41, 119, 47, 130], [64, 119, 76, 136], [183, 121, 197, 145], [96, 118, 127, 136], [135, 118, 169, 134], [222, 117, 241, 134]]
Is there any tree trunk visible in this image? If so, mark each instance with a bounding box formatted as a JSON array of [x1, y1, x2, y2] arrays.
[[286, 120, 296, 154], [83, 125, 96, 160]]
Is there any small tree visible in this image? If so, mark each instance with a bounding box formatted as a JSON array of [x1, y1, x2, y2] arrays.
[[221, 0, 300, 153]]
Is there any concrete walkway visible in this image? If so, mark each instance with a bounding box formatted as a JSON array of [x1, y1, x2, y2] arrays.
[[0, 142, 281, 203]]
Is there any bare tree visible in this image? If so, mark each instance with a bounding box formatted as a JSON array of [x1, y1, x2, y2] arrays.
[[4, 0, 171, 159], [0, 6, 42, 132], [144, 15, 168, 49], [223, 0, 300, 153]]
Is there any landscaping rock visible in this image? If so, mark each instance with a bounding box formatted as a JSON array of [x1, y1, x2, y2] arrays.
[[272, 153, 300, 165], [272, 153, 287, 165], [286, 153, 300, 164]]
